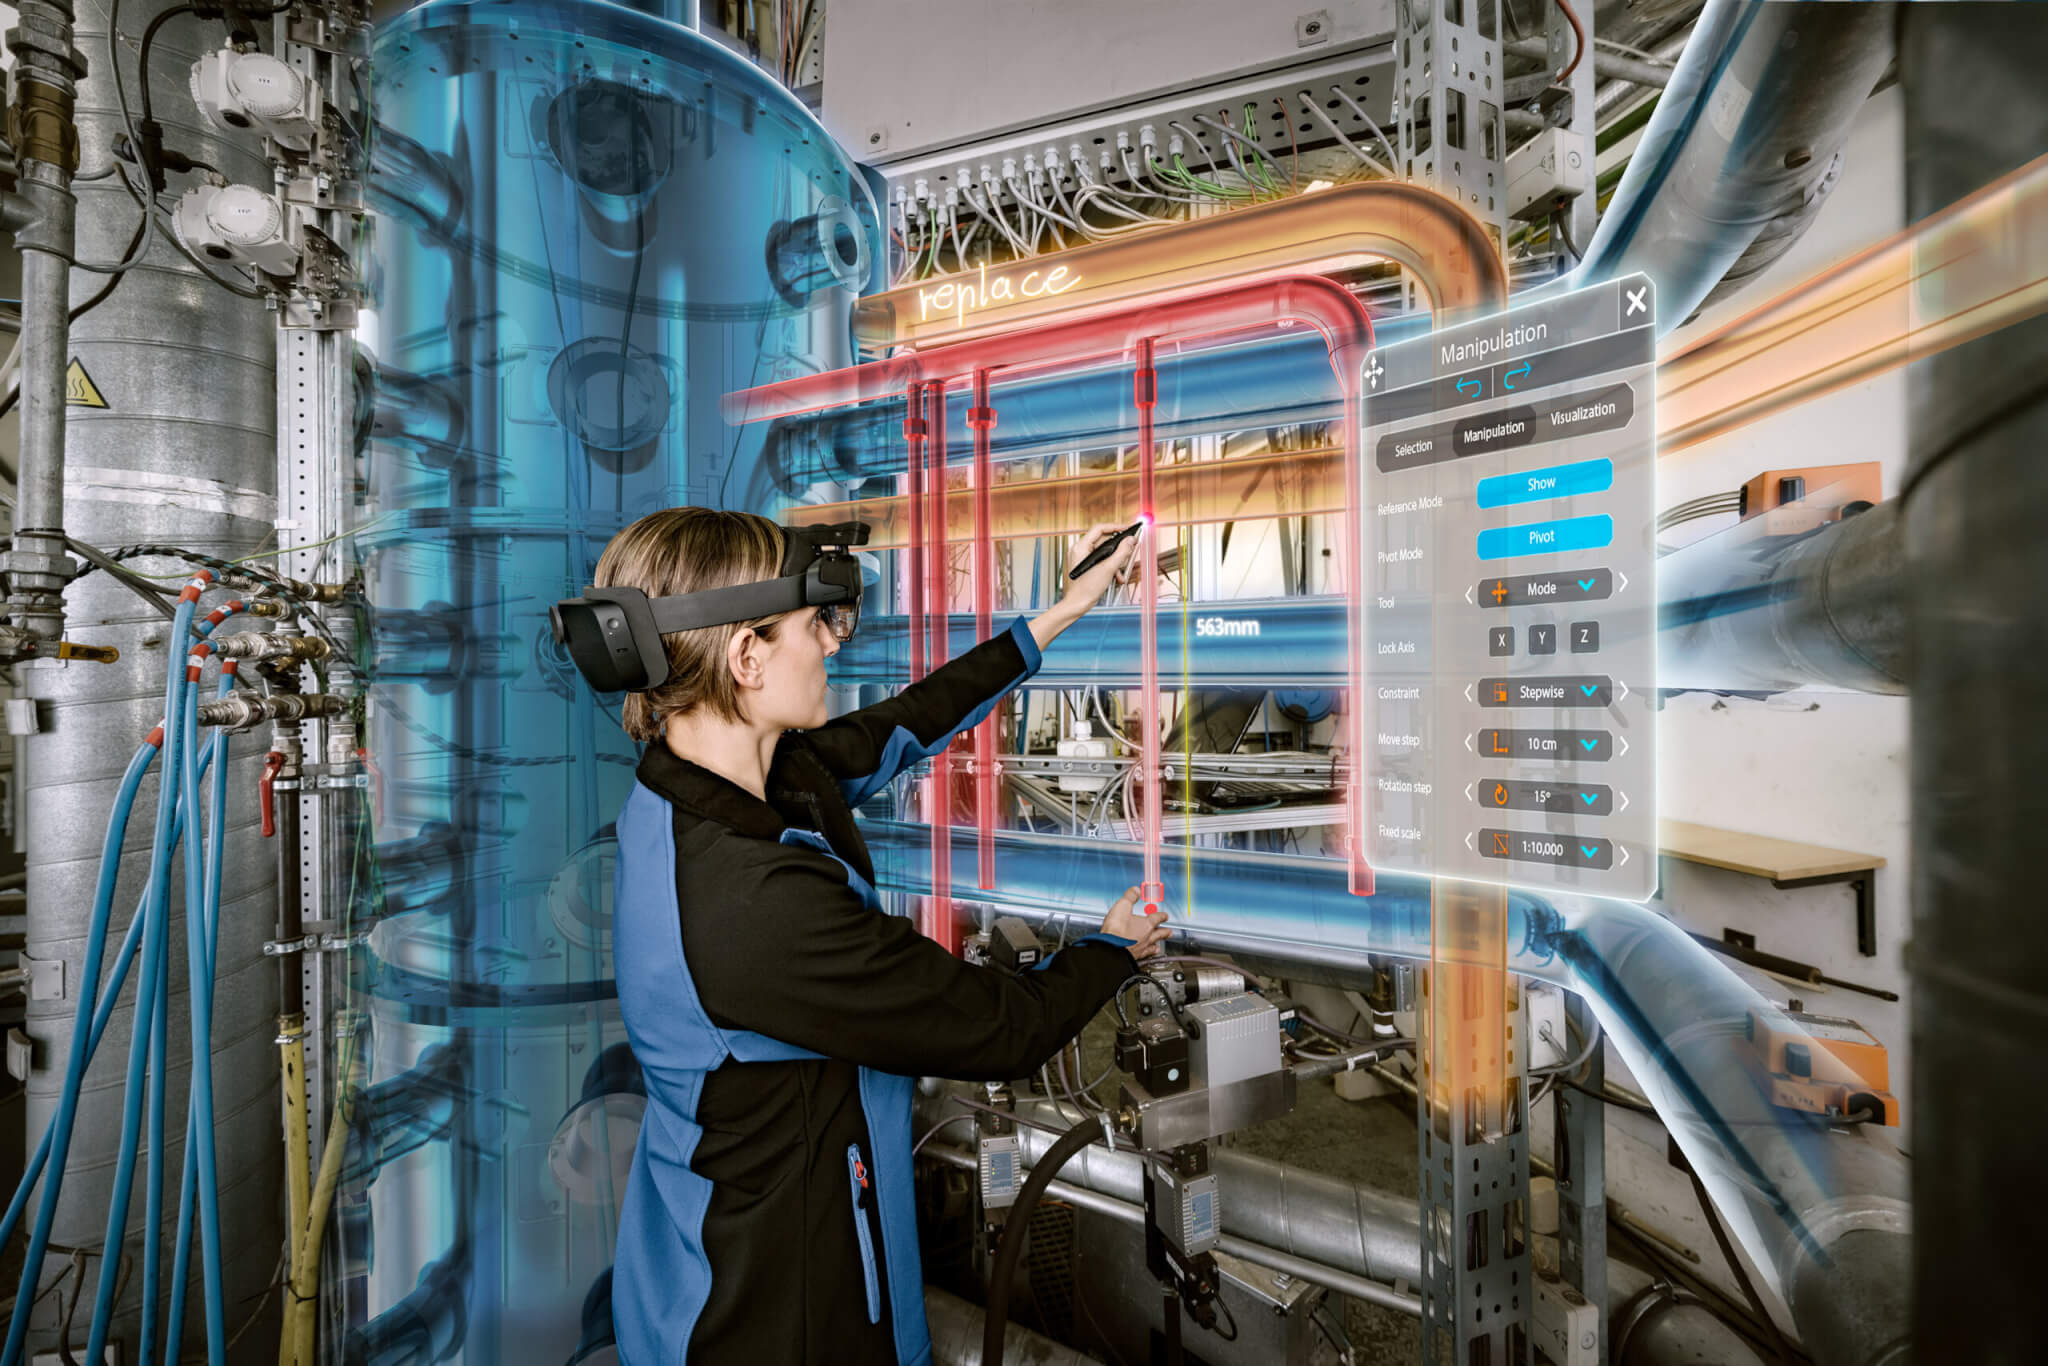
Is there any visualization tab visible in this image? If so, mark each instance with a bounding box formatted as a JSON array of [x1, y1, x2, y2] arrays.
[[1361, 277, 1657, 899]]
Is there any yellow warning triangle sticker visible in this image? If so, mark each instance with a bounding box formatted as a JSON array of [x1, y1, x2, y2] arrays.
[[65, 357, 109, 409]]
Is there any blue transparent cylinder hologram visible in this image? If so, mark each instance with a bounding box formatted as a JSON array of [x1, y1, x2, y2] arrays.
[[357, 1, 876, 1357]]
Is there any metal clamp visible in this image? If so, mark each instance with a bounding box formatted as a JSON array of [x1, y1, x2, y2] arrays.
[[264, 935, 316, 957]]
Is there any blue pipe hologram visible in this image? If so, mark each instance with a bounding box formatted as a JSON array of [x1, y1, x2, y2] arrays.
[[860, 819, 1909, 1310]]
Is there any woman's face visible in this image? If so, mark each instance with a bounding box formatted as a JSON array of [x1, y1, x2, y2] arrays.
[[753, 607, 842, 730]]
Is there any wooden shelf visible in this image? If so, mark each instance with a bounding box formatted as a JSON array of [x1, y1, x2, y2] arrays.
[[1658, 819, 1886, 957]]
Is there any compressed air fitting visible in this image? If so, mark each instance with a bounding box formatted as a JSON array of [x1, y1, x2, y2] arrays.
[[212, 630, 332, 663], [197, 690, 349, 732]]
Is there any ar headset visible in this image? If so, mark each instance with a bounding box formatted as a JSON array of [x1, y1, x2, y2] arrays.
[[550, 521, 870, 693]]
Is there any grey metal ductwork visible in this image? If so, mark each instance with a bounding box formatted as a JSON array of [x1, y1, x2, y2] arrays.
[[1658, 500, 1905, 695], [1902, 5, 2048, 1363], [924, 1286, 1103, 1366], [15, 0, 282, 1353], [1613, 1290, 1768, 1366], [1574, 0, 1894, 325], [917, 1094, 1422, 1290]]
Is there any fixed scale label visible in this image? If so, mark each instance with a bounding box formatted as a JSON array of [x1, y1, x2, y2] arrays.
[[1360, 276, 1657, 899]]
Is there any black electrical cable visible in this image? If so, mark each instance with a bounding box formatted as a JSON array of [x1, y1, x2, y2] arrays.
[[1551, 203, 1584, 263], [1686, 1166, 1797, 1365], [981, 1119, 1103, 1366], [1207, 1289, 1239, 1342], [1118, 973, 1189, 1032]]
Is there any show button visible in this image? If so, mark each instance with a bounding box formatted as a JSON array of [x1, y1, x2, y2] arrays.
[[1476, 457, 1614, 509], [1476, 676, 1613, 708], [1479, 828, 1615, 870]]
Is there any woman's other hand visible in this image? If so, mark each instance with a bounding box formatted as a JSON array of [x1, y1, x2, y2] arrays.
[[1100, 886, 1170, 960]]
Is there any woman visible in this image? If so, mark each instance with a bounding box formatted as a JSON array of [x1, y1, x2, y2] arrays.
[[597, 507, 1167, 1365]]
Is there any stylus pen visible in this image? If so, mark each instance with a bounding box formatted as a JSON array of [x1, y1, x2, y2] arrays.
[[1064, 520, 1146, 581]]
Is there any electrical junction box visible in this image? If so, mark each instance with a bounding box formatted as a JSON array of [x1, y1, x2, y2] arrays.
[[1054, 722, 1112, 794], [1154, 1162, 1221, 1259], [987, 917, 1042, 972], [978, 1133, 1021, 1210], [1507, 125, 1592, 222], [1185, 993, 1280, 1090], [1532, 1266, 1599, 1366]]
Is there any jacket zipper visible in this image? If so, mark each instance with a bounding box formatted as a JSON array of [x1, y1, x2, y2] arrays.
[[846, 1142, 883, 1325]]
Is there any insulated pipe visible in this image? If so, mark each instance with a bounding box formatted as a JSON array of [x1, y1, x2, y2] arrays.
[[1, 0, 87, 646], [919, 1144, 1420, 1318], [1569, 0, 1894, 326], [867, 821, 1909, 1366], [850, 180, 1504, 351], [1902, 8, 2048, 1362], [914, 1094, 1422, 1289], [1657, 500, 1905, 695], [923, 1285, 1102, 1366]]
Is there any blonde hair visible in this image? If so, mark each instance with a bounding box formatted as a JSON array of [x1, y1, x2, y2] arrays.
[[592, 507, 789, 740]]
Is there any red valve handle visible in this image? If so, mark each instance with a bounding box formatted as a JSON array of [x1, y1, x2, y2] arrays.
[[259, 750, 286, 838]]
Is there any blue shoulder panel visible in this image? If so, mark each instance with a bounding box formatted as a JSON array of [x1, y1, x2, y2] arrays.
[[838, 617, 1042, 808]]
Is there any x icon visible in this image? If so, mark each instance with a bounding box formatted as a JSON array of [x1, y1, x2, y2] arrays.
[[1624, 285, 1648, 317]]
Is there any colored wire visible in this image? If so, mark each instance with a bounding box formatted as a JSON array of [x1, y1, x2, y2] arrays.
[[1297, 92, 1393, 177], [1242, 103, 1283, 194], [1328, 85, 1400, 169], [1552, 0, 1587, 80]]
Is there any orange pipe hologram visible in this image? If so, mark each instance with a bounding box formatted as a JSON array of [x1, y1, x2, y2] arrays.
[[1659, 148, 2048, 454], [854, 181, 1506, 350], [793, 149, 2048, 545], [787, 444, 1347, 548]]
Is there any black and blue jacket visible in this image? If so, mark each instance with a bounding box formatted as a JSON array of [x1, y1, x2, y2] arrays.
[[610, 618, 1137, 1364]]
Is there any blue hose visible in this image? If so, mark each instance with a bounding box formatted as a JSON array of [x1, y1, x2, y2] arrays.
[[162, 670, 235, 1363], [0, 737, 156, 1366], [0, 728, 230, 1258], [74, 596, 195, 1366], [178, 673, 230, 1363]]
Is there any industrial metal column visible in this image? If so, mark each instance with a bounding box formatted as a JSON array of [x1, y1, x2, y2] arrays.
[[1903, 6, 2048, 1363]]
